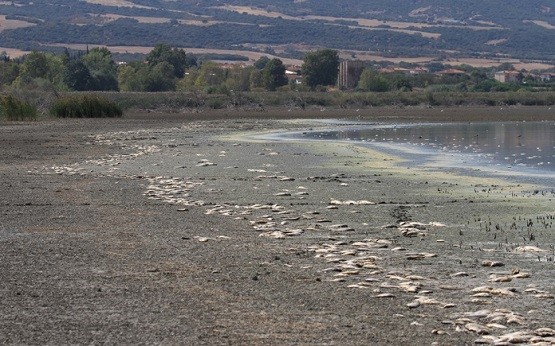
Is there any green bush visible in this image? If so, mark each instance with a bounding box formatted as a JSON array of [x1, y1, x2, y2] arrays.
[[0, 95, 37, 121], [50, 95, 123, 118], [205, 96, 226, 109]]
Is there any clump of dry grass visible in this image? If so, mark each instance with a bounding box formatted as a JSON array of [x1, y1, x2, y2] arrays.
[[0, 94, 37, 121], [50, 94, 122, 118]]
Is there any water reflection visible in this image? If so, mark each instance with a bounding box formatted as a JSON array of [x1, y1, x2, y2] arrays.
[[302, 122, 555, 173]]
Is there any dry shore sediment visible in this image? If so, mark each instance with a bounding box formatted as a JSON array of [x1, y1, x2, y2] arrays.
[[1, 107, 554, 344]]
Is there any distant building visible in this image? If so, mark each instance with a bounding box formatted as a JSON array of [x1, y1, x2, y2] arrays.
[[285, 66, 302, 85], [409, 67, 429, 75], [338, 60, 366, 89], [217, 62, 248, 69], [539, 73, 554, 82], [379, 66, 429, 75], [379, 67, 410, 75], [494, 70, 521, 83], [436, 68, 467, 76], [287, 75, 303, 85], [285, 65, 302, 74]]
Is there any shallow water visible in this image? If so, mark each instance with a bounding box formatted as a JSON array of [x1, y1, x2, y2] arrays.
[[289, 121, 555, 184]]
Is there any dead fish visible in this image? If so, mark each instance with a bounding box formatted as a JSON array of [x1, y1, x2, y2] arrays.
[[451, 272, 469, 277], [513, 246, 547, 253], [495, 331, 532, 344], [406, 301, 420, 309], [534, 328, 555, 337], [511, 272, 531, 279], [489, 275, 512, 283], [442, 303, 457, 309], [481, 260, 504, 267], [490, 288, 516, 296], [465, 322, 490, 335]]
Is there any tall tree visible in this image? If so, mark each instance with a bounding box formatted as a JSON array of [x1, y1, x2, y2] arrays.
[[145, 61, 176, 91], [64, 60, 93, 91], [82, 47, 118, 91], [262, 58, 287, 91], [253, 56, 270, 70], [14, 51, 66, 90], [117, 62, 148, 91], [20, 51, 49, 79], [302, 49, 339, 89], [0, 51, 9, 62], [146, 44, 188, 78], [357, 68, 390, 92], [0, 60, 20, 87], [194, 61, 226, 90]]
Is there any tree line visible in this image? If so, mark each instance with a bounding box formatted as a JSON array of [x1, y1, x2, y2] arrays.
[[1, 45, 553, 95], [0, 45, 340, 93]]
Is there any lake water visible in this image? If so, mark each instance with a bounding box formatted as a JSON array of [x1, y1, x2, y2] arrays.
[[287, 121, 555, 185]]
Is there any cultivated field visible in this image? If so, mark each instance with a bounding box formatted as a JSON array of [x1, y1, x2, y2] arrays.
[[215, 4, 504, 40], [523, 20, 555, 30], [82, 0, 154, 9], [97, 13, 170, 24], [0, 15, 35, 33]]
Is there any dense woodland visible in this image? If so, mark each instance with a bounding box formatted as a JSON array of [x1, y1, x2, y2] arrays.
[[0, 0, 553, 61]]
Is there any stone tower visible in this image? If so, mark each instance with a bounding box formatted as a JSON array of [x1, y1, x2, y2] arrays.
[[338, 60, 365, 89]]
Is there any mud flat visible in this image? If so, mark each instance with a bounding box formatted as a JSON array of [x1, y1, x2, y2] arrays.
[[1, 106, 554, 344]]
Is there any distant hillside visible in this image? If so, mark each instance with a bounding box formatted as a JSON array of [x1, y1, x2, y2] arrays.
[[0, 0, 553, 62]]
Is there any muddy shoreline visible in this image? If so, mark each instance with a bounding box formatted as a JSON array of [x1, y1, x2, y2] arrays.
[[1, 106, 554, 344]]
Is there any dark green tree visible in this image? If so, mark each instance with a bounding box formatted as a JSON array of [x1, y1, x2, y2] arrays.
[[14, 51, 65, 90], [82, 47, 118, 91], [262, 58, 288, 91], [117, 62, 148, 91], [470, 70, 489, 84], [357, 68, 390, 92], [253, 56, 270, 70], [0, 60, 20, 87], [497, 62, 516, 71], [426, 62, 446, 73], [145, 61, 176, 91], [185, 55, 198, 68], [389, 75, 413, 91], [146, 44, 188, 78], [302, 49, 339, 89], [64, 60, 93, 91], [20, 51, 49, 79]]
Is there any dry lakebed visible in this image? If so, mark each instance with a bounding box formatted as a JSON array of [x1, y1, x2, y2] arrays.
[[1, 106, 554, 345]]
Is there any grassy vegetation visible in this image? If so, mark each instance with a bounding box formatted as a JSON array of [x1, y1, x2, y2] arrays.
[[97, 90, 555, 111], [5, 90, 552, 119], [0, 94, 37, 121], [50, 94, 123, 118], [48, 90, 551, 113]]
